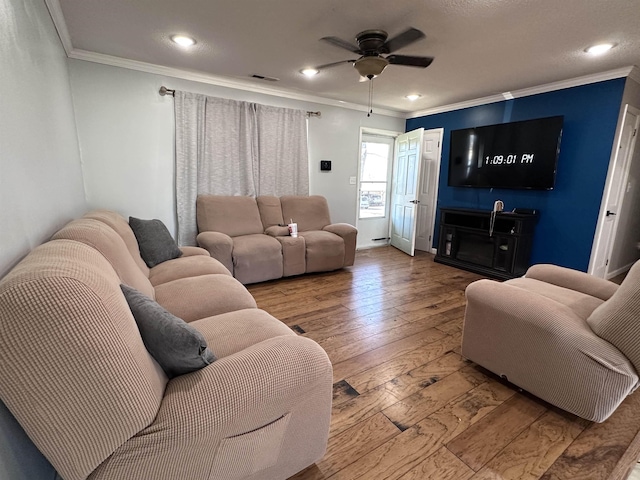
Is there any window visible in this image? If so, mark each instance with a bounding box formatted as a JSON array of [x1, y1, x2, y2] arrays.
[[359, 139, 391, 219]]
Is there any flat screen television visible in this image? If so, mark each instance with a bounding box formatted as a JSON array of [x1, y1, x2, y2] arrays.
[[448, 116, 563, 190]]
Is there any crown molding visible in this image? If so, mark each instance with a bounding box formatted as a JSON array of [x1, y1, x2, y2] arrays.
[[66, 49, 405, 118], [628, 66, 640, 84], [407, 66, 637, 119], [43, 2, 638, 121], [44, 0, 73, 56], [43, 0, 404, 118]]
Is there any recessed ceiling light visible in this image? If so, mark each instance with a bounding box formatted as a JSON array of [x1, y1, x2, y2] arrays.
[[301, 68, 319, 77], [171, 35, 196, 47], [405, 94, 421, 101], [584, 43, 615, 55]]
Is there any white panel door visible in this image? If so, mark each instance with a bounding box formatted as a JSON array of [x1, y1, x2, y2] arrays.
[[415, 129, 443, 252], [390, 128, 424, 256], [591, 106, 639, 277]]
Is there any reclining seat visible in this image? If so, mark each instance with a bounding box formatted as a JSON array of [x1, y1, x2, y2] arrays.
[[280, 195, 357, 273], [0, 240, 332, 480], [462, 261, 640, 422], [52, 218, 257, 322], [197, 195, 283, 284]]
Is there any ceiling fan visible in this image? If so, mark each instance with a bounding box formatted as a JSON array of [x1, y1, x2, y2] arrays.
[[314, 27, 434, 80]]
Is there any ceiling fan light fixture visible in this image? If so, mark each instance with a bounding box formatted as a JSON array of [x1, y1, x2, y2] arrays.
[[584, 43, 615, 55], [354, 56, 389, 79], [301, 68, 319, 77], [405, 94, 421, 101], [171, 35, 196, 47]]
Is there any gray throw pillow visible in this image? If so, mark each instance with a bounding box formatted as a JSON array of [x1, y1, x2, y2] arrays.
[[129, 216, 183, 268], [120, 284, 216, 378]]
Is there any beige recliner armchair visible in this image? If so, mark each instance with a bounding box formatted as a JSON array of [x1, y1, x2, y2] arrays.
[[462, 260, 640, 422]]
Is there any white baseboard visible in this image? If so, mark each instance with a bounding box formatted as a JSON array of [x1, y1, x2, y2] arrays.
[[606, 261, 637, 280]]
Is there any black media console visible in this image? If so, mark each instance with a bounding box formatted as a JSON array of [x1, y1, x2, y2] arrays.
[[434, 208, 538, 280]]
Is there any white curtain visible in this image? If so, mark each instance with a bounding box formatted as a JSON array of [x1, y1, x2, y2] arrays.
[[255, 104, 309, 196], [174, 92, 309, 245]]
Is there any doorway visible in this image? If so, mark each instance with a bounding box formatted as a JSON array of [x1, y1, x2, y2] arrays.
[[589, 104, 640, 278], [356, 132, 397, 249], [389, 128, 444, 256]]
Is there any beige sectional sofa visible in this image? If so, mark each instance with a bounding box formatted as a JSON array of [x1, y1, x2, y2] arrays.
[[0, 210, 332, 480], [462, 261, 640, 422], [197, 195, 357, 284]]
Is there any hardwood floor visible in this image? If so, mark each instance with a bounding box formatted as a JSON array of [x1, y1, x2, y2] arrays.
[[247, 246, 640, 480]]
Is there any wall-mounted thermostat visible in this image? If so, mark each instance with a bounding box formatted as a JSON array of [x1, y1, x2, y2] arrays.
[[320, 160, 332, 171]]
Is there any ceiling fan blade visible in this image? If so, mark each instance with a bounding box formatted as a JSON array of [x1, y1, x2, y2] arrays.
[[315, 59, 356, 70], [386, 54, 434, 68], [320, 36, 362, 54], [382, 27, 425, 53]]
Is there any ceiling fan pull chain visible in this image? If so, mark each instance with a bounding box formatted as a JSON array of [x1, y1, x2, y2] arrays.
[[367, 79, 373, 117]]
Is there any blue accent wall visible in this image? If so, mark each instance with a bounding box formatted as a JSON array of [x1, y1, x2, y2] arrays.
[[406, 78, 626, 271]]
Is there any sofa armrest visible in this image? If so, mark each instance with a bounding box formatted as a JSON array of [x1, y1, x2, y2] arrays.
[[323, 223, 357, 266], [156, 336, 330, 471], [92, 335, 332, 479], [179, 246, 210, 257], [162, 335, 331, 433], [197, 231, 234, 274], [462, 279, 636, 422], [265, 225, 290, 237], [525, 264, 618, 301]]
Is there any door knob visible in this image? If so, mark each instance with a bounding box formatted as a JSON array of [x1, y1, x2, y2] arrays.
[[409, 200, 420, 204], [606, 210, 617, 216]]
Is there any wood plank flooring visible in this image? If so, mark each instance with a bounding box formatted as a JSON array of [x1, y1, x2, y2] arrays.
[[247, 246, 640, 480]]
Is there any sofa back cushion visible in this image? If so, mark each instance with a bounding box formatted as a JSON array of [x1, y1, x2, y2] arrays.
[[280, 195, 331, 232], [52, 218, 156, 299], [0, 240, 166, 480], [588, 260, 640, 372], [257, 195, 284, 229], [84, 209, 150, 276], [197, 195, 264, 237]]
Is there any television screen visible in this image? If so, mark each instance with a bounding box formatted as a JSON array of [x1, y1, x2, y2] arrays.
[[448, 116, 563, 190]]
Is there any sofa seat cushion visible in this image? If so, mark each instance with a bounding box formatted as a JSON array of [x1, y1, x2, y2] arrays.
[[148, 255, 231, 286], [154, 274, 257, 322], [232, 234, 283, 284], [506, 277, 604, 321], [179, 246, 210, 257], [190, 309, 295, 359], [298, 231, 345, 273]]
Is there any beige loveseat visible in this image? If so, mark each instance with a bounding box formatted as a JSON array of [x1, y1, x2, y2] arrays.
[[197, 195, 357, 284], [462, 261, 640, 422], [0, 210, 332, 480]]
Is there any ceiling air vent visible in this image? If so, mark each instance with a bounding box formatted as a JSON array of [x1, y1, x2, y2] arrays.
[[251, 74, 279, 82]]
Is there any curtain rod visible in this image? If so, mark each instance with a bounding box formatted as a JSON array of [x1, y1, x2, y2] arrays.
[[158, 86, 321, 117]]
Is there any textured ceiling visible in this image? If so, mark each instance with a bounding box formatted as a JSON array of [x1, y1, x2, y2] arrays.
[[52, 0, 640, 114]]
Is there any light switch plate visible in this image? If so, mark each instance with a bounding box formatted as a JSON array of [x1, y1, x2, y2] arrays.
[[349, 176, 356, 185], [320, 160, 332, 171]]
